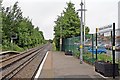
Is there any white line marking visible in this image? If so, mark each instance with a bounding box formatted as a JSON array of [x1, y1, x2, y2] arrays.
[[34, 51, 49, 79], [96, 72, 108, 79]]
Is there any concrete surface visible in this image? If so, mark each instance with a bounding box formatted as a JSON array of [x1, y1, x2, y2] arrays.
[[39, 51, 119, 80]]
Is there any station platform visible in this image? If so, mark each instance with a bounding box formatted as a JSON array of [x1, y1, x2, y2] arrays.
[[39, 51, 119, 80], [0, 51, 20, 59], [0, 51, 19, 55]]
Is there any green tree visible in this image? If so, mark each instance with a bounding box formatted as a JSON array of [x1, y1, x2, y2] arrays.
[[54, 2, 80, 38], [2, 2, 22, 44], [2, 2, 46, 51], [54, 2, 90, 50]]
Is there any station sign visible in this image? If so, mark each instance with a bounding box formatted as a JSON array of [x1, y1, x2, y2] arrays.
[[11, 34, 17, 39], [98, 24, 112, 32], [97, 24, 113, 36]]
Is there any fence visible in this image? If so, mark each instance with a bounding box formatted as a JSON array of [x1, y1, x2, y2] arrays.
[[62, 34, 92, 58], [61, 29, 120, 66], [62, 36, 80, 56]]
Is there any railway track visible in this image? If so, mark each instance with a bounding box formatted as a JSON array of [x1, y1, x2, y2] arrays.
[[0, 45, 43, 63], [0, 44, 52, 80]]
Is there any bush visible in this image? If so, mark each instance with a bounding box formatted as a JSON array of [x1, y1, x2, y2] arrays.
[[0, 44, 2, 51], [83, 52, 96, 65], [117, 60, 120, 69], [52, 42, 56, 51], [97, 54, 112, 62], [2, 43, 24, 52], [74, 52, 80, 58], [12, 44, 24, 52], [83, 52, 112, 65]]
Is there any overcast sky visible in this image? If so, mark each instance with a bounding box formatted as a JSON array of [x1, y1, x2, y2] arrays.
[[2, 0, 120, 40]]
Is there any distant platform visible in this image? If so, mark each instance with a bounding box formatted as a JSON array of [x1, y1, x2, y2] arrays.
[[0, 51, 20, 55], [0, 51, 20, 59]]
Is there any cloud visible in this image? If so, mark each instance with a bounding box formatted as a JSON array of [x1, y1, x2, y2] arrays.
[[2, 0, 119, 38]]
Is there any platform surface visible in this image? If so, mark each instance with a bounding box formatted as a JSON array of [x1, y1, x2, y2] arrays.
[[39, 51, 119, 80]]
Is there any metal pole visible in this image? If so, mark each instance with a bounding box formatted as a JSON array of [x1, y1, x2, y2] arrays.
[[11, 38, 13, 51], [92, 34, 94, 65], [96, 28, 98, 60], [60, 14, 63, 51], [80, 0, 83, 64], [112, 23, 115, 79], [83, 0, 86, 54]]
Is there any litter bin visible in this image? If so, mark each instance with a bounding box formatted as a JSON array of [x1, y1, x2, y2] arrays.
[[65, 50, 73, 56]]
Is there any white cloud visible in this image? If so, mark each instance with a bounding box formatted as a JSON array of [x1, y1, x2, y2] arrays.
[[2, 0, 120, 39]]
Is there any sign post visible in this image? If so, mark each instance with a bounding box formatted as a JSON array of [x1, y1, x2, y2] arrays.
[[96, 23, 116, 79], [11, 34, 17, 51], [112, 23, 115, 79], [96, 28, 98, 60]]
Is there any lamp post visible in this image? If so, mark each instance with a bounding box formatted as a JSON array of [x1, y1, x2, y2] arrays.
[[77, 0, 87, 64], [60, 13, 63, 51], [83, 0, 86, 55]]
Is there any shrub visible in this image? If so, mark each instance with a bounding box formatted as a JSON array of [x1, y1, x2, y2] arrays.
[[2, 43, 24, 52]]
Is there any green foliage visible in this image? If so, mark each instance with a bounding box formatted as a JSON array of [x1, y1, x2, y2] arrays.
[[54, 2, 90, 50], [118, 60, 120, 69], [2, 2, 45, 51], [0, 44, 2, 51], [2, 42, 24, 52], [54, 2, 80, 38], [97, 54, 112, 62], [83, 52, 112, 64], [52, 41, 56, 51], [74, 52, 80, 58]]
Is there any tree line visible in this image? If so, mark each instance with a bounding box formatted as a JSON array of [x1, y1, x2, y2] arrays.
[[54, 2, 90, 50], [1, 2, 46, 51]]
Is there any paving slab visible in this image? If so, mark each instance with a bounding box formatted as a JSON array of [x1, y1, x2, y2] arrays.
[[39, 51, 120, 80]]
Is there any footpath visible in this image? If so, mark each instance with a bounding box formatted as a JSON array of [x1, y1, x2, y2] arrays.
[[39, 51, 119, 80]]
